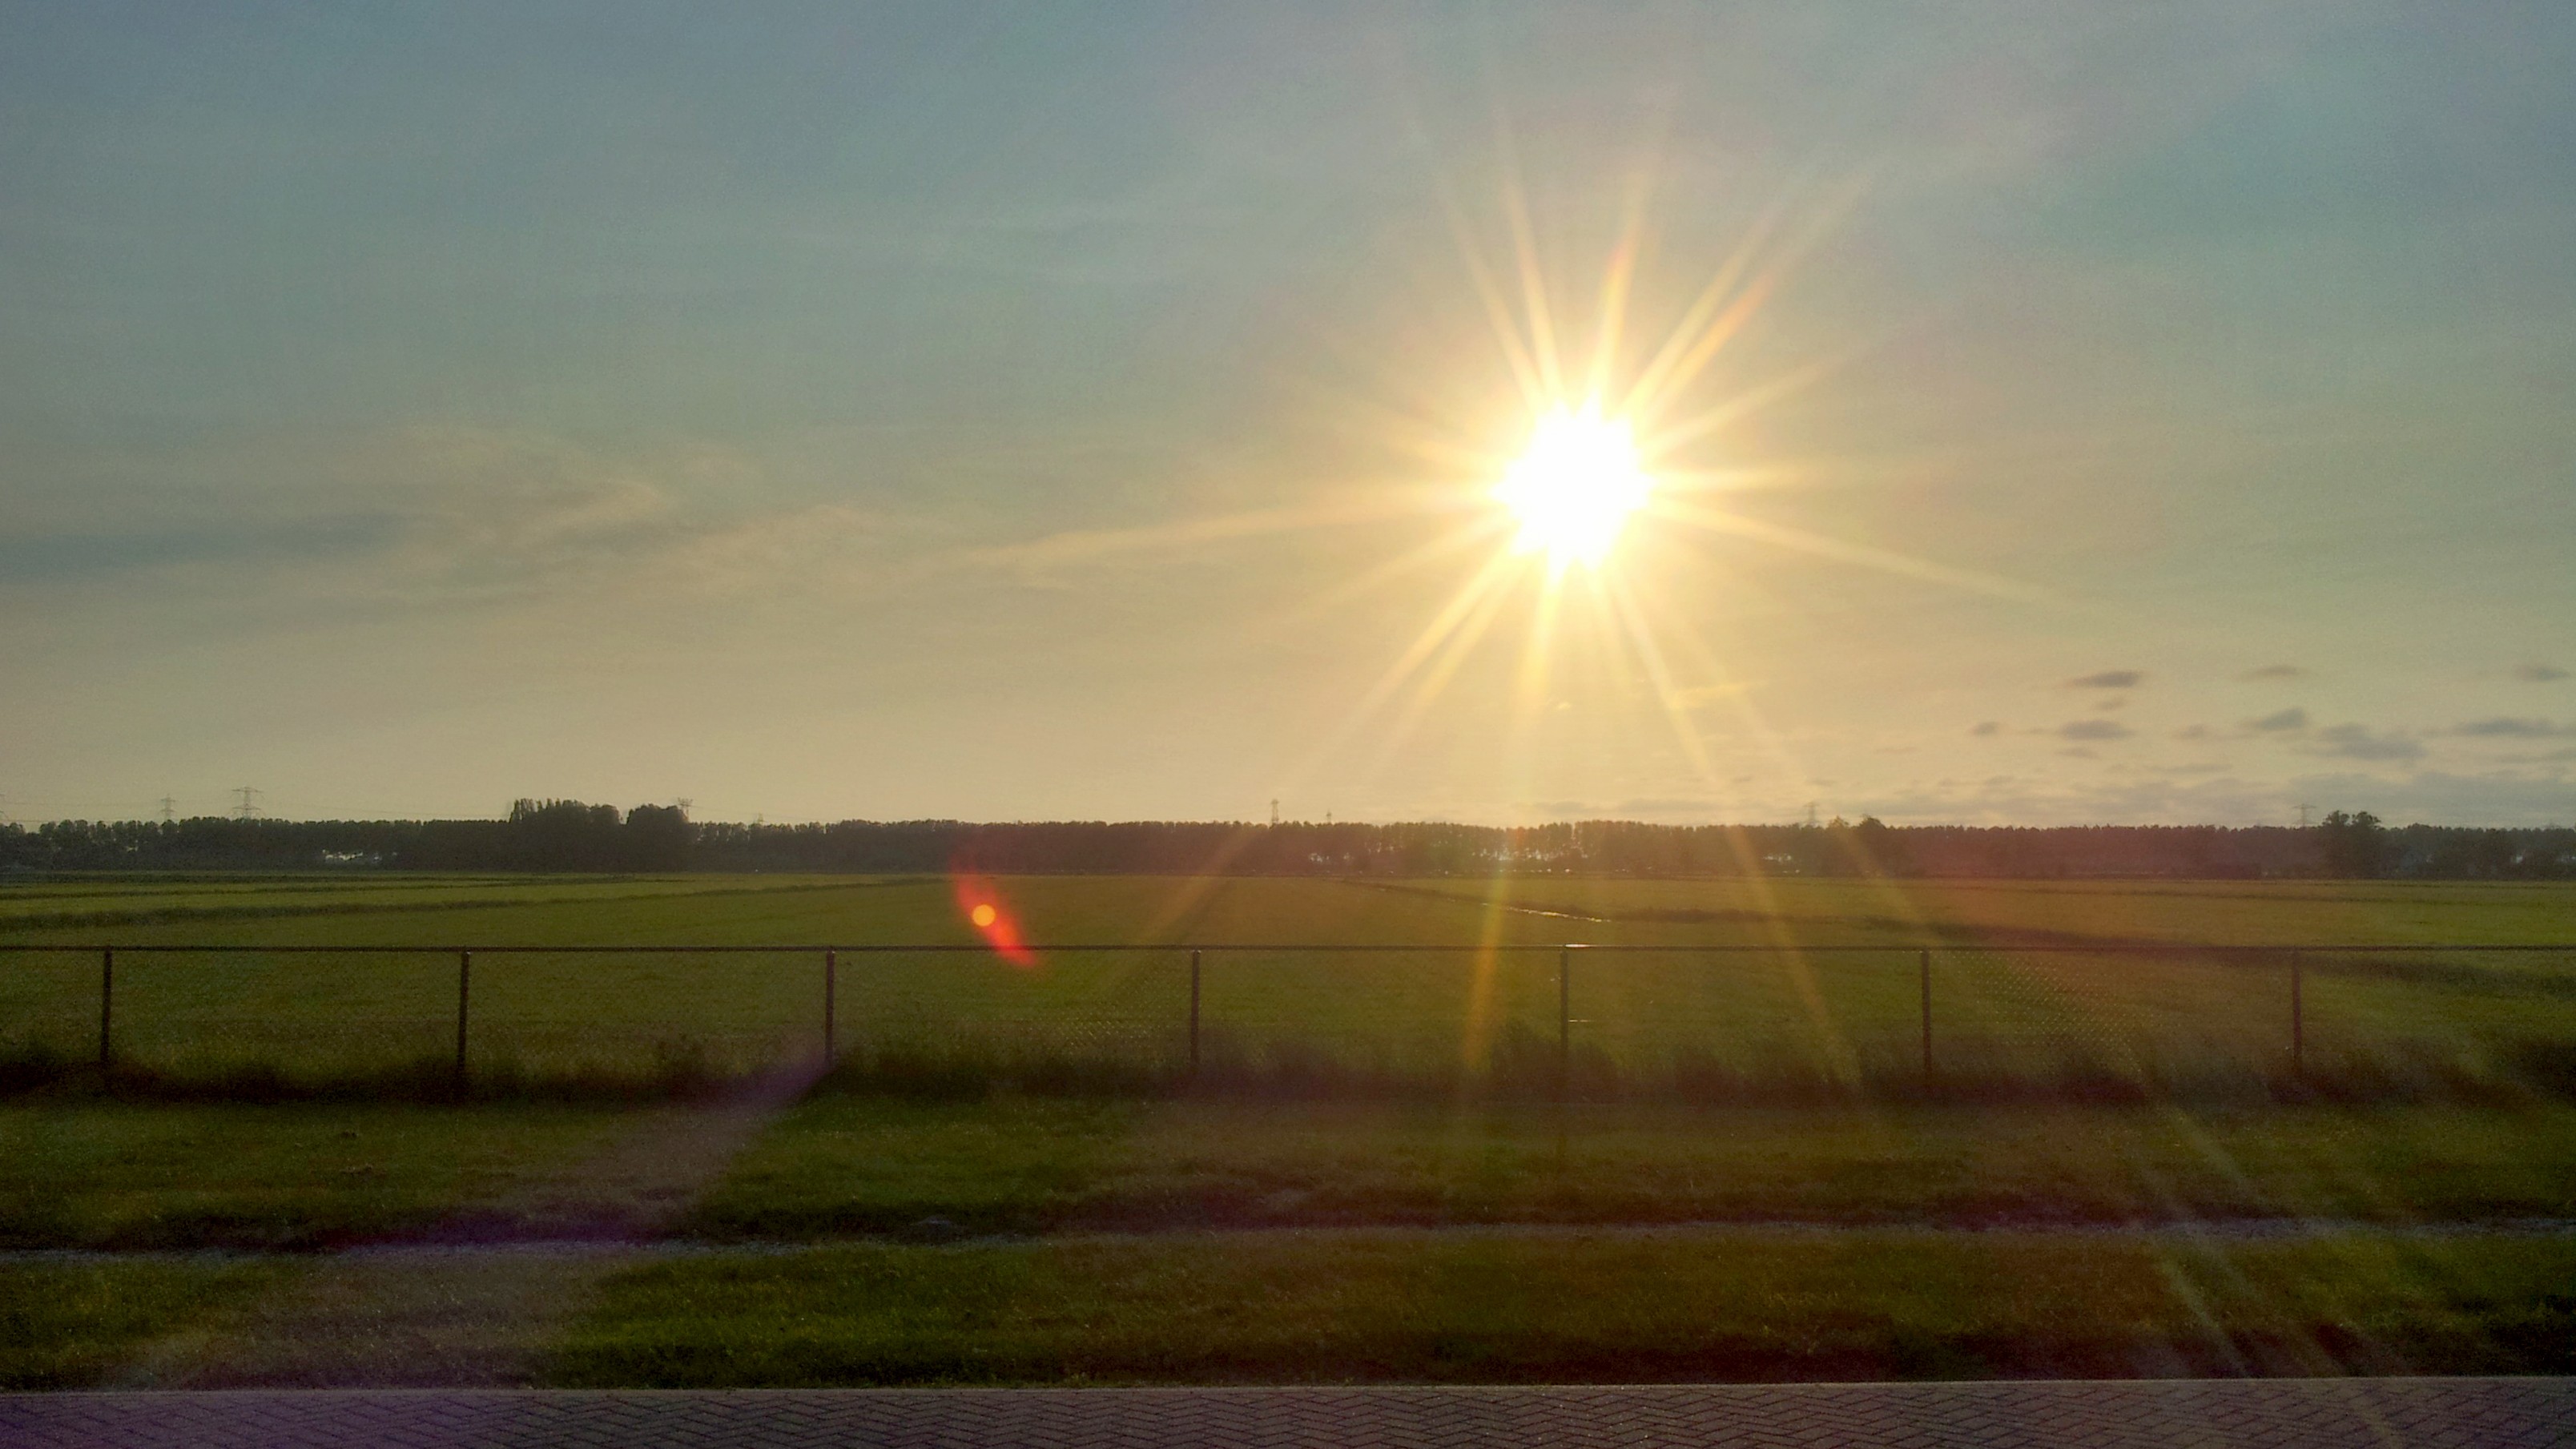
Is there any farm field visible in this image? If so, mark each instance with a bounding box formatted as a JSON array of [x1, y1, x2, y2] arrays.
[[5, 872, 2574, 1387], [10, 871, 2574, 946], [4, 874, 2574, 1101]]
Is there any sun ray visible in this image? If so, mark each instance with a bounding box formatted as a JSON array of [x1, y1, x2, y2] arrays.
[[1597, 573, 1726, 788], [1584, 187, 1652, 408], [1434, 177, 1552, 413], [1648, 464, 1806, 493], [1588, 582, 1872, 1093], [1362, 561, 1522, 777], [1651, 499, 2054, 604], [1494, 125, 1568, 405], [1622, 177, 1874, 429], [1277, 514, 1513, 626], [1275, 549, 1521, 795], [1636, 352, 1849, 460], [1615, 203, 1785, 424], [1626, 261, 1788, 430], [964, 494, 1459, 574], [1259, 168, 2045, 907], [1296, 383, 1525, 477], [1512, 562, 1567, 712], [1612, 567, 1829, 807]]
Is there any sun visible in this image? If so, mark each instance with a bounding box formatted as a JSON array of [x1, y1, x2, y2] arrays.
[[1491, 405, 1656, 568]]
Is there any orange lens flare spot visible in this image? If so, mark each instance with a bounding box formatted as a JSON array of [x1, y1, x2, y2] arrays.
[[951, 874, 1036, 967]]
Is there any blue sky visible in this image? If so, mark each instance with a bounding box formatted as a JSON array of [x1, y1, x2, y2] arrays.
[[3, 2, 2572, 825]]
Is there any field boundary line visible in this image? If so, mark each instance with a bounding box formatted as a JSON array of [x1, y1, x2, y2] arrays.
[[7, 940, 2575, 953]]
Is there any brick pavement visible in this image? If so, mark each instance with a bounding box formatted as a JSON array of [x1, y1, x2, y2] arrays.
[[5, 1379, 2570, 1448]]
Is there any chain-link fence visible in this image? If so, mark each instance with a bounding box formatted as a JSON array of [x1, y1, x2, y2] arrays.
[[3, 942, 2572, 1101]]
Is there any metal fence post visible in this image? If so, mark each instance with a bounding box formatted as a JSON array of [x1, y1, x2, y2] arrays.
[[454, 949, 472, 1092], [98, 947, 114, 1077], [1919, 949, 1934, 1087], [1558, 946, 1572, 1101], [1188, 949, 1201, 1080], [823, 948, 838, 1062], [2290, 952, 2304, 1080]]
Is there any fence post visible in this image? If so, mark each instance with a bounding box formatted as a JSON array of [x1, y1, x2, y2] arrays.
[[1919, 949, 1934, 1088], [98, 947, 114, 1077], [2290, 952, 2304, 1080], [1558, 946, 1572, 1102], [1188, 949, 1201, 1080], [454, 949, 471, 1092], [823, 948, 838, 1062]]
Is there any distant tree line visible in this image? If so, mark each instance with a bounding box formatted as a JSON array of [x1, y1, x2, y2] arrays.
[[4, 802, 2571, 879]]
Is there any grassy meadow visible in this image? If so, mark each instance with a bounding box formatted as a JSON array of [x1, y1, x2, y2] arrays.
[[544, 1230, 2576, 1385], [3, 872, 2571, 1101], [4, 872, 2574, 1386], [14, 1096, 2575, 1252]]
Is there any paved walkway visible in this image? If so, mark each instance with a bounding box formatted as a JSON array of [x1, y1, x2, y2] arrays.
[[6, 1379, 2572, 1448]]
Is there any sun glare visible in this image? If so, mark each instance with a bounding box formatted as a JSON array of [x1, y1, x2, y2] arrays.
[[1493, 406, 1655, 568]]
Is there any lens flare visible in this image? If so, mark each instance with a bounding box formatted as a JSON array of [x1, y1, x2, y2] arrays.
[[1492, 405, 1655, 567], [952, 875, 1035, 966]]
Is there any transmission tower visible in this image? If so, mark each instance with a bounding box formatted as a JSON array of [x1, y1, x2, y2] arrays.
[[1270, 799, 1280, 828], [158, 795, 177, 823], [231, 786, 264, 819], [2296, 803, 2312, 828]]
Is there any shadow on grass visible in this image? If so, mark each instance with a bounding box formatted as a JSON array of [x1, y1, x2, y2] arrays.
[[803, 1024, 2576, 1110], [0, 1038, 734, 1105], [8, 1026, 2576, 1108]]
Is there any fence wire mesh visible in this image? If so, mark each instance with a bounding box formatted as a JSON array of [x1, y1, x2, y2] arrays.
[[2, 942, 2572, 1101]]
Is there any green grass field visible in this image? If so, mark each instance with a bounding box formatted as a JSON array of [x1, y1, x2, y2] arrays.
[[543, 1230, 2576, 1385], [5, 874, 2572, 1101], [14, 1097, 2573, 1252], [5, 873, 2575, 1386]]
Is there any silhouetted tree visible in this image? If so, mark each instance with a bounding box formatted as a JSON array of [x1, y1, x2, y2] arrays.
[[2316, 810, 2389, 878], [620, 803, 694, 871]]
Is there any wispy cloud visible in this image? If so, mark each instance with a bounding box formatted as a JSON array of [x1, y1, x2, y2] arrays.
[[2058, 718, 2133, 741], [2456, 717, 2573, 738], [2240, 663, 2305, 681], [2308, 723, 2422, 762], [2250, 707, 2310, 732], [2514, 663, 2570, 682], [2066, 670, 2144, 689], [0, 425, 914, 610]]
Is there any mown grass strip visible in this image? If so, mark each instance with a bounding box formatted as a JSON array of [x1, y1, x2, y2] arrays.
[[684, 1099, 2576, 1241], [0, 1103, 640, 1251], [541, 1230, 2576, 1385], [0, 1258, 296, 1388], [0, 876, 918, 933]]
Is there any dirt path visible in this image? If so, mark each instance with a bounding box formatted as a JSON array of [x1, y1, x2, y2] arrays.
[[111, 1059, 828, 1388]]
